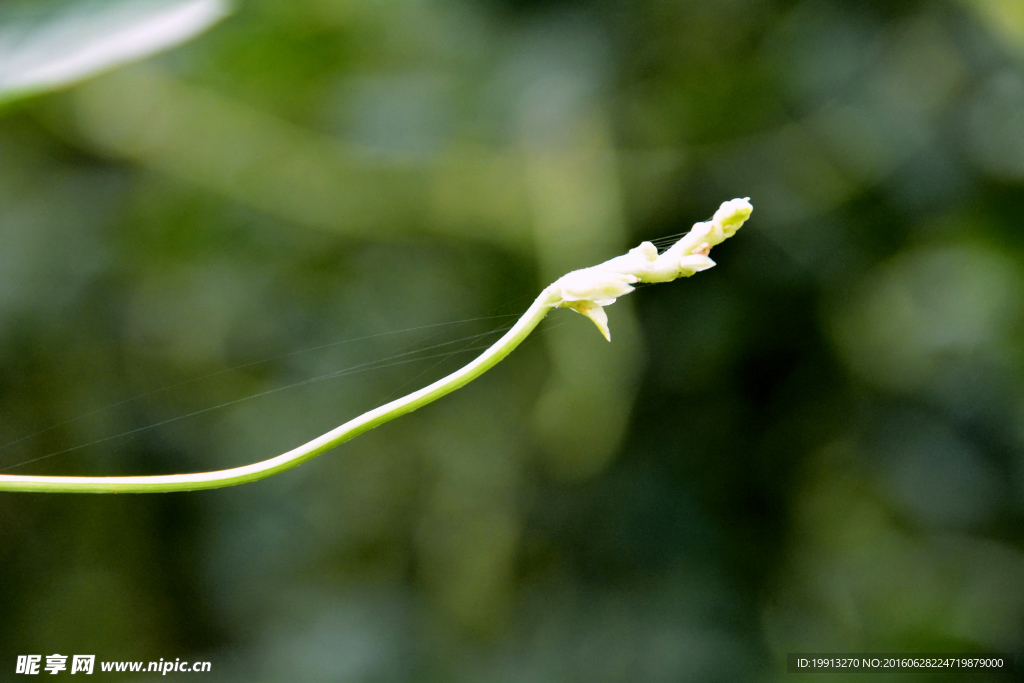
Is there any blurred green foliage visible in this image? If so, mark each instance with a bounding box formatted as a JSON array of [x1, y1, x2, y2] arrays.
[[1, 0, 1024, 680]]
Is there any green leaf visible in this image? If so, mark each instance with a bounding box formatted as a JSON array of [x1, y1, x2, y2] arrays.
[[0, 0, 230, 104]]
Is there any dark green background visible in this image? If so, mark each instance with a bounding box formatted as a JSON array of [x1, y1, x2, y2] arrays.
[[1, 0, 1023, 680]]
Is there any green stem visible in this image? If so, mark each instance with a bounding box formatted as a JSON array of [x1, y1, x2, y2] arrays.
[[0, 287, 561, 494], [0, 196, 752, 494]]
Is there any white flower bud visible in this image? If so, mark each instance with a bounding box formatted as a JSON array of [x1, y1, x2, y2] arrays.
[[678, 254, 717, 274], [547, 198, 752, 340], [554, 269, 638, 307], [713, 197, 753, 237]]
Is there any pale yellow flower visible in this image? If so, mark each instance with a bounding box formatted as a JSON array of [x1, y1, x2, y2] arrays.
[[548, 198, 752, 340]]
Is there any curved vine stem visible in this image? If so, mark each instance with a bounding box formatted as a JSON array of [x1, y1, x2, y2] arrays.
[[0, 198, 751, 494]]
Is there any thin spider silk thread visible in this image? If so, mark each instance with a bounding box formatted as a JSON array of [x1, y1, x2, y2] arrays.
[[0, 322, 515, 473], [0, 313, 522, 459]]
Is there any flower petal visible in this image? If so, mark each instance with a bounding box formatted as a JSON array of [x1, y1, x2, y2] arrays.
[[566, 300, 611, 341], [555, 269, 637, 304], [678, 254, 716, 275]]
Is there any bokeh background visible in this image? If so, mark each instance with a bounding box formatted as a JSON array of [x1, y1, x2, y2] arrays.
[[2, 0, 1024, 680]]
